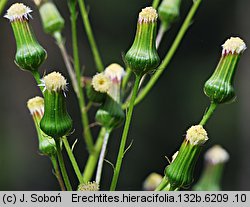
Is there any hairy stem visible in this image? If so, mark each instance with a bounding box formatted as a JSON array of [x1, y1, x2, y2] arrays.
[[110, 75, 141, 191], [78, 0, 104, 72]]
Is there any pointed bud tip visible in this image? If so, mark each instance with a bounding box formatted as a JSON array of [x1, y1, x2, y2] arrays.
[[205, 145, 229, 164], [43, 71, 67, 92], [222, 37, 246, 55], [27, 96, 44, 115], [186, 125, 208, 146], [4, 3, 32, 21], [92, 73, 111, 93], [104, 63, 125, 82], [139, 7, 158, 23]]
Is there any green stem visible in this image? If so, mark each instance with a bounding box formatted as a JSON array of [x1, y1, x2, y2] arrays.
[[199, 102, 218, 126], [55, 139, 72, 191], [83, 127, 106, 182], [155, 176, 170, 191], [69, 1, 94, 154], [152, 0, 161, 9], [78, 0, 104, 72], [0, 0, 7, 15], [110, 75, 141, 191], [133, 0, 203, 107], [54, 32, 79, 97], [31, 70, 41, 85], [62, 137, 84, 184], [156, 24, 168, 49], [95, 129, 111, 184], [50, 155, 66, 191], [31, 70, 44, 92], [122, 68, 132, 91]]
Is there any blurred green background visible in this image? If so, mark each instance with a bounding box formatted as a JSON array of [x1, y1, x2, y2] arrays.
[[0, 0, 249, 190]]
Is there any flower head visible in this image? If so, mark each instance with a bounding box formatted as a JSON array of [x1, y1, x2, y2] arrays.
[[27, 96, 44, 117], [104, 63, 125, 83], [143, 173, 163, 191], [41, 72, 67, 92], [78, 182, 100, 191], [92, 73, 111, 93], [4, 3, 32, 21], [205, 145, 229, 165], [186, 125, 208, 146], [222, 37, 246, 55], [138, 7, 158, 23]]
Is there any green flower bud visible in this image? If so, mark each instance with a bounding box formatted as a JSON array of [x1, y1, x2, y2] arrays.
[[34, 0, 65, 35], [204, 37, 246, 104], [40, 72, 73, 139], [158, 0, 182, 29], [125, 7, 160, 76], [166, 125, 208, 190], [27, 96, 56, 156], [193, 145, 229, 191], [4, 3, 47, 72], [95, 96, 125, 130]]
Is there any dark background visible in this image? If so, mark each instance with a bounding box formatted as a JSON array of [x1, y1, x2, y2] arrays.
[[0, 0, 250, 190]]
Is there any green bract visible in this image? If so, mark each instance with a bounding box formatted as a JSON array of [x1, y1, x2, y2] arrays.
[[40, 90, 72, 139], [125, 7, 160, 76], [95, 96, 125, 130], [165, 141, 201, 189], [165, 125, 208, 190], [204, 54, 239, 104], [11, 20, 47, 71]]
